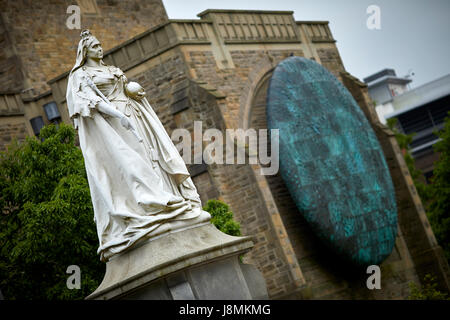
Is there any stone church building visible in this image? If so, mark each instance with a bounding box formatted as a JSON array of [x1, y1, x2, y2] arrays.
[[1, 0, 449, 299]]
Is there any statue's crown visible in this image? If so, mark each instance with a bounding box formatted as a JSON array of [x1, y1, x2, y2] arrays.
[[80, 29, 92, 40]]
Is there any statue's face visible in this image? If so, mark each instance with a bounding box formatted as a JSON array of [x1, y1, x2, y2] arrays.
[[86, 39, 103, 60]]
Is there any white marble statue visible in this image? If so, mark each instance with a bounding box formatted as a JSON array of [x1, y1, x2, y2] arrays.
[[66, 30, 210, 262]]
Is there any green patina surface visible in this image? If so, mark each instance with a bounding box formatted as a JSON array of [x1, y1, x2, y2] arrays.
[[267, 57, 398, 266]]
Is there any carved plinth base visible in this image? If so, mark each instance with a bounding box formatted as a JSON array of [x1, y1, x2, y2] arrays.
[[86, 223, 268, 300]]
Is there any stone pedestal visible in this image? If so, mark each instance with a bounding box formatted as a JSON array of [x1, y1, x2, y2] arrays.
[[86, 223, 268, 300]]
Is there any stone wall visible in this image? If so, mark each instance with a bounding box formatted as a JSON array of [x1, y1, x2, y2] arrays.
[[0, 0, 168, 94], [0, 118, 28, 152], [184, 48, 313, 298], [187, 49, 305, 130], [0, 92, 32, 151], [0, 14, 23, 93], [316, 47, 346, 79]]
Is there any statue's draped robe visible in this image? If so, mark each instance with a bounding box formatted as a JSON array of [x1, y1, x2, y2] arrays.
[[66, 65, 209, 261]]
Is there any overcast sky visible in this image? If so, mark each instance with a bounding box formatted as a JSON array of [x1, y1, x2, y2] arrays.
[[162, 0, 450, 89]]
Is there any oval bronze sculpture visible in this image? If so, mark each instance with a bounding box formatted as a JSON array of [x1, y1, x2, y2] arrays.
[[267, 57, 398, 266]]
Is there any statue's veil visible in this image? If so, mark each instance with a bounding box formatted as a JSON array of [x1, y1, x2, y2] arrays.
[[66, 30, 105, 128], [70, 29, 105, 75]]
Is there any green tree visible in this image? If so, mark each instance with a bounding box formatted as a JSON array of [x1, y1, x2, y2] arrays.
[[386, 118, 429, 201], [203, 199, 241, 236], [0, 124, 104, 300], [408, 274, 449, 300], [426, 112, 450, 263]]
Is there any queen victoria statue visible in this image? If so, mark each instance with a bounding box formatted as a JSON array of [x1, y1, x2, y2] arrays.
[[66, 30, 211, 262]]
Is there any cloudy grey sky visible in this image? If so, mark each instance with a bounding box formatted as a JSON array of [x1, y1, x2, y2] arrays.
[[162, 0, 450, 89]]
